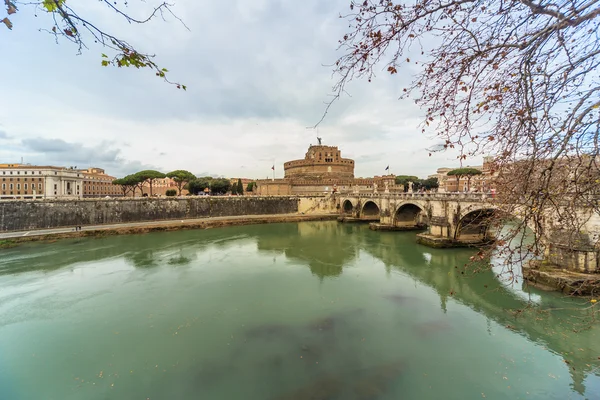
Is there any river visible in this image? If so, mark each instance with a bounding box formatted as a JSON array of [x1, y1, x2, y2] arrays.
[[0, 221, 598, 399]]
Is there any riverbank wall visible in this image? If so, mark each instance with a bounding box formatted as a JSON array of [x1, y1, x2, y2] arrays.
[[0, 214, 339, 249], [0, 196, 337, 232]]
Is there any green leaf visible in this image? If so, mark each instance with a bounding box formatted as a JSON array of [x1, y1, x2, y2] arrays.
[[161, 68, 169, 72], [42, 0, 64, 12], [182, 85, 187, 91], [101, 60, 109, 67], [101, 53, 108, 58]]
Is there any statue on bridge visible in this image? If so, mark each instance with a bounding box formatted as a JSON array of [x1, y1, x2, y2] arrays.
[[317, 137, 322, 145], [408, 181, 414, 193]]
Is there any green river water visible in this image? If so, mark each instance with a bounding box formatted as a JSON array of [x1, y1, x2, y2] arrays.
[[0, 221, 599, 400]]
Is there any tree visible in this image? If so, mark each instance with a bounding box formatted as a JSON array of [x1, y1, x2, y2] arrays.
[[210, 178, 231, 195], [186, 177, 212, 195], [2, 1, 187, 88], [166, 170, 196, 195], [420, 177, 439, 191], [395, 175, 419, 192], [332, 1, 600, 261], [114, 174, 142, 197], [112, 178, 130, 197], [246, 182, 256, 192], [165, 189, 177, 197], [135, 170, 165, 197], [236, 178, 244, 195], [447, 168, 482, 192]]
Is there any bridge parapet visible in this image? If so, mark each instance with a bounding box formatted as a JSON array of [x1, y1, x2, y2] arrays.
[[349, 192, 495, 202]]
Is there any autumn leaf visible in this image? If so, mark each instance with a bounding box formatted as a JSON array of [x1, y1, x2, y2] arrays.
[[1, 17, 12, 30]]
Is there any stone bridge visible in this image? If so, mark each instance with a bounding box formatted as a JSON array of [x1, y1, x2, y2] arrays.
[[337, 192, 600, 279], [339, 192, 501, 243]]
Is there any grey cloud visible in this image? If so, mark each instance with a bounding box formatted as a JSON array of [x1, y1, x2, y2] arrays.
[[0, 0, 443, 180], [0, 130, 9, 140], [354, 153, 388, 164], [19, 137, 157, 177], [16, 0, 413, 128]]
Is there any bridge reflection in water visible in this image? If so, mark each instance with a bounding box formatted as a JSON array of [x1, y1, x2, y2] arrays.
[[254, 221, 600, 395]]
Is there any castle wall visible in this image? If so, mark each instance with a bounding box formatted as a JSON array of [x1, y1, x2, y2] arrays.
[[255, 180, 292, 196]]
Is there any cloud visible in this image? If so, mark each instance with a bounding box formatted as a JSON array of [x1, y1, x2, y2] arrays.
[[18, 138, 158, 177], [0, 0, 482, 180]]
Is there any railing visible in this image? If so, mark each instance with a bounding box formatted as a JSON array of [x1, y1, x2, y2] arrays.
[[344, 192, 494, 201]]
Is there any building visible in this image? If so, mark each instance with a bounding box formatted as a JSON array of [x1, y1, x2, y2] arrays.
[[229, 178, 255, 194], [434, 156, 497, 192], [81, 167, 121, 198], [256, 143, 396, 196], [0, 163, 84, 200], [284, 144, 355, 179]]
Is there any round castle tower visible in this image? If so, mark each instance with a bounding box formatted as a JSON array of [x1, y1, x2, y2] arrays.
[[284, 144, 354, 179]]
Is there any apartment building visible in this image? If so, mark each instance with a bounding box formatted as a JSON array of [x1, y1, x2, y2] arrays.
[[81, 167, 121, 198], [0, 163, 84, 200], [434, 156, 497, 193]]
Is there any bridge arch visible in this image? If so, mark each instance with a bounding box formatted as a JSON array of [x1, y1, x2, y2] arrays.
[[454, 205, 539, 242], [341, 199, 354, 215], [360, 200, 381, 220], [454, 207, 499, 241], [394, 202, 426, 227]]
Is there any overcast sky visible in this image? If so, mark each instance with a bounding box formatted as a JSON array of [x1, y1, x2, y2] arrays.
[[0, 0, 468, 179]]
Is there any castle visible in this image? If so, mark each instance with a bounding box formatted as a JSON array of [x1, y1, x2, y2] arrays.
[[255, 142, 395, 196]]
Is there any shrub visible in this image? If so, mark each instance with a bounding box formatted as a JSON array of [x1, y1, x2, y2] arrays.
[[165, 189, 177, 197]]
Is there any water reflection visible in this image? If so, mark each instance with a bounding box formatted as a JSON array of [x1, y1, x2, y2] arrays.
[[0, 222, 599, 397], [256, 222, 363, 279], [253, 222, 600, 394]]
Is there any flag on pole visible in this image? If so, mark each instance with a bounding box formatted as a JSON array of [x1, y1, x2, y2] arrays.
[[385, 165, 389, 171], [271, 165, 275, 171]]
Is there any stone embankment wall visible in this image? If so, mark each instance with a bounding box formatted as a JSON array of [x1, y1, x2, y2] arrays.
[[0, 196, 337, 232]]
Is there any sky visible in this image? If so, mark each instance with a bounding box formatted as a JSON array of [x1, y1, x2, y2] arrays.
[[0, 0, 468, 179]]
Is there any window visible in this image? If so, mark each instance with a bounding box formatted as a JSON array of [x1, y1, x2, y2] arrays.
[[24, 178, 27, 181], [9, 183, 13, 190], [38, 183, 42, 190], [24, 184, 28, 190], [17, 171, 20, 175], [54, 184, 57, 190], [38, 178, 42, 182], [17, 184, 20, 190]]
